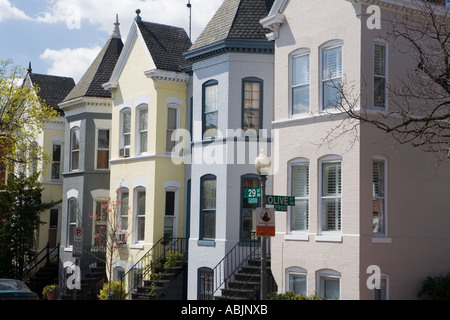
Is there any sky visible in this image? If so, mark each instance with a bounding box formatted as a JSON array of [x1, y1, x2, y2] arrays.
[[0, 0, 223, 82]]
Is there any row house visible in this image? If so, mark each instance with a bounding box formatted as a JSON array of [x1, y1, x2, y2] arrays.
[[261, 0, 450, 299]]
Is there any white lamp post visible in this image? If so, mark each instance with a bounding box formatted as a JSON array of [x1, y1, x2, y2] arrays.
[[254, 149, 271, 300]]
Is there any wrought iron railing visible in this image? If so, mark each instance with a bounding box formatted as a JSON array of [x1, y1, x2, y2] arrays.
[[121, 237, 187, 299], [22, 243, 59, 283]]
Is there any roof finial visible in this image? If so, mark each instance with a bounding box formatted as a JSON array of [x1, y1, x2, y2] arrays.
[[135, 9, 142, 23], [27, 61, 32, 74], [111, 14, 121, 39]]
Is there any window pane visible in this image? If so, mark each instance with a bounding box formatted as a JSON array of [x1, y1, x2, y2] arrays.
[[204, 112, 218, 138], [98, 130, 110, 149], [243, 110, 260, 134], [71, 151, 79, 171], [69, 200, 77, 223], [52, 145, 61, 162], [205, 85, 218, 113], [139, 109, 148, 132], [322, 198, 341, 231], [138, 217, 145, 241], [71, 129, 80, 150], [244, 82, 260, 109], [374, 77, 386, 108], [242, 178, 259, 240], [123, 112, 131, 134], [291, 199, 308, 231], [167, 108, 177, 130], [293, 54, 310, 86], [292, 165, 309, 197], [322, 277, 340, 300], [374, 44, 386, 76], [323, 47, 342, 80], [138, 191, 145, 214], [323, 79, 342, 109], [51, 163, 60, 180], [289, 274, 307, 295], [292, 84, 310, 115], [322, 163, 341, 196], [165, 191, 175, 216], [141, 132, 148, 153], [121, 191, 129, 230], [202, 178, 216, 239], [202, 211, 216, 239]]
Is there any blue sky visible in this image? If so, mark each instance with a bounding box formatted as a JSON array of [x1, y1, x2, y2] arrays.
[[0, 0, 222, 82]]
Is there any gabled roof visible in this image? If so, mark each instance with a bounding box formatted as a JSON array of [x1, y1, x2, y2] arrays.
[[64, 18, 124, 102], [189, 0, 274, 51], [136, 21, 192, 72], [28, 73, 75, 113]]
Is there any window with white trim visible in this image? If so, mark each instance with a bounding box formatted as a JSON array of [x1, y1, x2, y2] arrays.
[[203, 80, 218, 139], [320, 158, 342, 233], [321, 44, 343, 110], [93, 200, 108, 246], [135, 188, 146, 242], [242, 77, 262, 135], [289, 160, 309, 232], [51, 144, 62, 180], [166, 106, 179, 153], [96, 129, 110, 169], [291, 51, 310, 115], [317, 270, 340, 300], [120, 108, 131, 157], [286, 267, 307, 295], [119, 189, 129, 232], [137, 105, 148, 154], [372, 159, 386, 236], [70, 127, 80, 171], [374, 43, 387, 109], [67, 198, 77, 246]]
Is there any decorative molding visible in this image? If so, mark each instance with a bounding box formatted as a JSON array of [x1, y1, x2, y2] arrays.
[[144, 69, 190, 84]]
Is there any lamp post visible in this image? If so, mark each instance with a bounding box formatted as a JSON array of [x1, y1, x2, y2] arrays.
[[254, 149, 271, 300]]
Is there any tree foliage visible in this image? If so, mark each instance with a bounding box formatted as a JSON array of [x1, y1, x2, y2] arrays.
[[0, 59, 59, 171], [0, 172, 60, 279]]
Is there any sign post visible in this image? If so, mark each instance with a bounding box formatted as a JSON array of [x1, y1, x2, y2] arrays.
[[73, 227, 83, 258]]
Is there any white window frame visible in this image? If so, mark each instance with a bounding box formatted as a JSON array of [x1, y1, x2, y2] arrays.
[[70, 127, 80, 171], [286, 267, 307, 296], [120, 108, 132, 156], [373, 41, 388, 110], [67, 198, 78, 247], [286, 159, 309, 240], [164, 181, 181, 238], [320, 40, 343, 111], [166, 103, 180, 154], [95, 127, 110, 170], [134, 187, 146, 244], [136, 104, 148, 155], [317, 269, 341, 300], [51, 143, 63, 181], [317, 155, 342, 242], [290, 49, 311, 117]]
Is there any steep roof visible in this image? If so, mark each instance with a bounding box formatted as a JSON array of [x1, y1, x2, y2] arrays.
[[28, 73, 75, 113], [136, 21, 192, 72], [189, 0, 274, 51], [64, 19, 124, 102]]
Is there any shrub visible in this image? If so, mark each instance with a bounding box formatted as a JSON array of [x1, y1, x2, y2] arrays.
[[268, 291, 323, 300], [98, 280, 127, 300], [418, 274, 450, 300]]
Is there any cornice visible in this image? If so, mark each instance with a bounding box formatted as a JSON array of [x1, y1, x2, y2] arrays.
[[144, 69, 190, 84]]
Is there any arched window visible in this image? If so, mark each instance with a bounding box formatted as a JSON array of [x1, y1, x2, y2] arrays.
[[320, 40, 343, 110], [288, 158, 309, 234], [136, 104, 148, 154], [290, 49, 310, 116], [242, 77, 263, 136], [70, 127, 80, 171], [202, 80, 218, 139]]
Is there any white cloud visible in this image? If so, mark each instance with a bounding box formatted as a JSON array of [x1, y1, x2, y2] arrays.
[[0, 0, 32, 22], [40, 46, 102, 83]]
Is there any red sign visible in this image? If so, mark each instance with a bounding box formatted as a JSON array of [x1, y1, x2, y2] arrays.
[[256, 208, 275, 237]]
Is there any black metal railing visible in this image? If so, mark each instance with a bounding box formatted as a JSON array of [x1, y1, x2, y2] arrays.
[[203, 234, 270, 300], [22, 243, 59, 283], [121, 237, 187, 299]]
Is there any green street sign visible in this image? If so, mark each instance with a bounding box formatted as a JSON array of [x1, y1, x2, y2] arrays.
[[247, 197, 259, 204], [266, 195, 295, 212], [244, 188, 261, 198]]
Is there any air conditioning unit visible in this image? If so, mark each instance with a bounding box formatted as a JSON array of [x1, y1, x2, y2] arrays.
[[119, 147, 130, 158], [115, 232, 128, 246]]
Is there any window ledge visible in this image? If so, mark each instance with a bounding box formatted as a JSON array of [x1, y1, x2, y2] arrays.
[[315, 234, 342, 243], [197, 240, 216, 247], [285, 234, 309, 241], [372, 237, 392, 244], [129, 243, 144, 250]]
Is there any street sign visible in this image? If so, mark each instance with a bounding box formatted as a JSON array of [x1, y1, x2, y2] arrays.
[[73, 227, 83, 258], [244, 188, 261, 198], [266, 195, 295, 212], [256, 208, 275, 237], [247, 197, 259, 204]]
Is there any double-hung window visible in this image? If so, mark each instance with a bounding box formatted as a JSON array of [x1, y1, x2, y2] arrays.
[[70, 128, 80, 171], [290, 161, 309, 232], [135, 189, 146, 242], [67, 198, 77, 246], [93, 200, 108, 246], [203, 80, 218, 139], [96, 129, 110, 169], [119, 189, 129, 232], [120, 109, 131, 157], [374, 43, 387, 109], [242, 78, 262, 136], [322, 45, 343, 110], [373, 159, 386, 236], [318, 270, 341, 300], [291, 52, 310, 115], [200, 175, 216, 240], [51, 144, 62, 180], [137, 106, 148, 154], [321, 159, 342, 233], [166, 107, 179, 153]]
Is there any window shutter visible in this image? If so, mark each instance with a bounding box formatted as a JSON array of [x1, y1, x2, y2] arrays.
[[292, 165, 309, 197], [293, 55, 310, 86], [323, 47, 342, 80]]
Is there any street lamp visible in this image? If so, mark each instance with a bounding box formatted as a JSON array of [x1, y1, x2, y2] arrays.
[[254, 148, 271, 300]]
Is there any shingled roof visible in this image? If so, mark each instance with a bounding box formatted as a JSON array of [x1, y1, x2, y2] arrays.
[[189, 0, 274, 51], [136, 21, 192, 72], [28, 73, 75, 113], [64, 19, 123, 102]]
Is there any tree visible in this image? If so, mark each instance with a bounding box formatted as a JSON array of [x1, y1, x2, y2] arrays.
[[0, 59, 59, 172], [327, 0, 449, 161], [0, 171, 60, 279]]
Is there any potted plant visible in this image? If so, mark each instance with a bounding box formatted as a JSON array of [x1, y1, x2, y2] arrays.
[[42, 284, 58, 300]]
